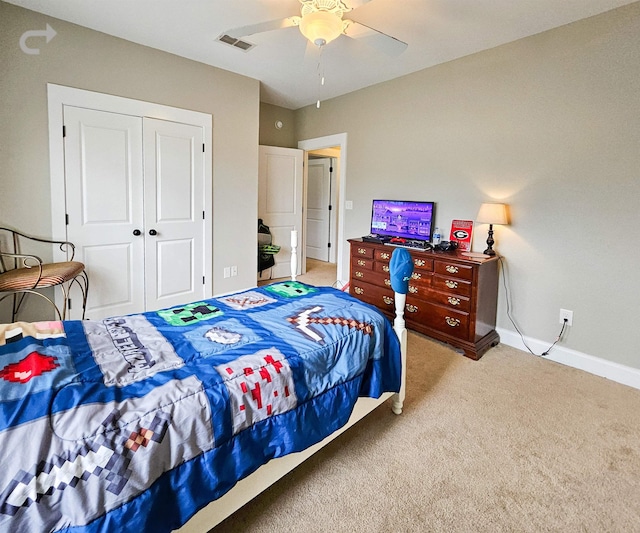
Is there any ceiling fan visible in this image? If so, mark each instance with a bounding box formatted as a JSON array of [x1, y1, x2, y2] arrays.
[[222, 0, 407, 55]]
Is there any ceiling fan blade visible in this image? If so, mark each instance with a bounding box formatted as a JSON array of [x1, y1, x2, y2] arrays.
[[343, 20, 407, 55], [224, 17, 299, 40]]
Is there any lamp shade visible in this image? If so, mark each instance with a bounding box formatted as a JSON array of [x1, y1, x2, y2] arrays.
[[476, 203, 508, 225], [299, 10, 343, 46]]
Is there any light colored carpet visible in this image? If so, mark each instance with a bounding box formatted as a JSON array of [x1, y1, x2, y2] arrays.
[[258, 258, 340, 289], [230, 263, 640, 532]]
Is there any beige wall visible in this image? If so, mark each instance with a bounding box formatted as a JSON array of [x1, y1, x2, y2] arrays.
[[295, 3, 640, 369], [0, 2, 260, 312], [259, 103, 297, 148]]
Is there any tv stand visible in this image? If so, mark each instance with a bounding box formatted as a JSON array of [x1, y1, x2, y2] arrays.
[[348, 238, 500, 360]]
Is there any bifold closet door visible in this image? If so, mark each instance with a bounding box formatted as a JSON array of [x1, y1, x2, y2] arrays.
[[63, 107, 206, 319], [64, 106, 145, 319], [142, 118, 205, 312]]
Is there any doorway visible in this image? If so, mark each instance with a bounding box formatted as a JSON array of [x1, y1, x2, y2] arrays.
[[299, 134, 347, 287]]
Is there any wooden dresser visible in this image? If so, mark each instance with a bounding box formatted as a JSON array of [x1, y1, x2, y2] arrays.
[[348, 239, 500, 360]]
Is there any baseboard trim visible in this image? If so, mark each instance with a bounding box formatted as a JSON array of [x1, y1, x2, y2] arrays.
[[496, 327, 640, 391]]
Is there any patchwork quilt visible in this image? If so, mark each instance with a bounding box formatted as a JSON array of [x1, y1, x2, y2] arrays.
[[0, 282, 401, 533]]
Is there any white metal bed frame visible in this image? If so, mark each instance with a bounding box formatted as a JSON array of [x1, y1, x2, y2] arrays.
[[176, 234, 407, 532]]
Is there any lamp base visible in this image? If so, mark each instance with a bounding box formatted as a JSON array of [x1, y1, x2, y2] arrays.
[[484, 224, 496, 256]]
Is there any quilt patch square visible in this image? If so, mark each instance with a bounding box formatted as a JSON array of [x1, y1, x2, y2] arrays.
[[183, 318, 262, 357], [217, 291, 275, 311], [264, 281, 317, 298], [158, 302, 223, 326], [83, 316, 185, 387], [0, 341, 76, 401], [216, 348, 297, 435]]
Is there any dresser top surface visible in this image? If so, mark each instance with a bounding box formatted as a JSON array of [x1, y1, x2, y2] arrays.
[[348, 238, 500, 265]]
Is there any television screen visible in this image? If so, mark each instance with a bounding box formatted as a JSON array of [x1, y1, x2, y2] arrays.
[[370, 199, 435, 242]]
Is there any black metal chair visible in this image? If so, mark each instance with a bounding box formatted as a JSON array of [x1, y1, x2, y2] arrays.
[[0, 227, 88, 321]]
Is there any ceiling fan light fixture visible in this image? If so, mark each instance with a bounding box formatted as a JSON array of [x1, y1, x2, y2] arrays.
[[299, 10, 343, 47]]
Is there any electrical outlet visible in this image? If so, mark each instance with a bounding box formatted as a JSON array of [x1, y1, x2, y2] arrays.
[[231, 265, 238, 277], [559, 308, 573, 326], [223, 267, 230, 279]]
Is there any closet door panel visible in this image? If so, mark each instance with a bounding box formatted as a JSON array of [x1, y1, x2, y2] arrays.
[[144, 118, 205, 311], [63, 106, 145, 318]]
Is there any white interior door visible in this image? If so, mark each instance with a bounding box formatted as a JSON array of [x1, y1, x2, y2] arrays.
[[258, 145, 303, 279], [143, 118, 205, 311], [64, 106, 145, 318], [306, 158, 331, 261]]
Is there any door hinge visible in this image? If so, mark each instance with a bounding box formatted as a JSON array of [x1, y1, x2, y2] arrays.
[[328, 242, 331, 248], [203, 211, 205, 220], [65, 214, 69, 225], [202, 143, 205, 153], [328, 205, 332, 211], [62, 125, 66, 138], [203, 276, 206, 285], [329, 166, 333, 172], [68, 298, 72, 310]]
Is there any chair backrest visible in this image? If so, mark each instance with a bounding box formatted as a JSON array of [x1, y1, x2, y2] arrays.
[[0, 227, 76, 274]]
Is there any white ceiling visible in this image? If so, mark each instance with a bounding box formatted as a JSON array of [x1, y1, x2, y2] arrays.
[[6, 0, 637, 109]]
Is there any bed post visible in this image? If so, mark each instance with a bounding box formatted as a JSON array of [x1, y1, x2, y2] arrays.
[[391, 292, 407, 415], [290, 230, 298, 281]]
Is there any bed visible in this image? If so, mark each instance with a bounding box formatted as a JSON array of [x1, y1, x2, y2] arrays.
[[0, 240, 410, 533]]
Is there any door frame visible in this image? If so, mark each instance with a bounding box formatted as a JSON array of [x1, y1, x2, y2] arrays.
[[298, 133, 348, 285], [47, 84, 213, 300], [305, 157, 332, 263]]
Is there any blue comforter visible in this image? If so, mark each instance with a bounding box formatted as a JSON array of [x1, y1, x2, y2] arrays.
[[0, 282, 401, 532]]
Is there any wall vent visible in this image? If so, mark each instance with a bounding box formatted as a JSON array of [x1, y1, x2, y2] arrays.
[[217, 34, 256, 52]]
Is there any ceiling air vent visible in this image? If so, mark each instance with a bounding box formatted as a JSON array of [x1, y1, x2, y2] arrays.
[[217, 34, 255, 52]]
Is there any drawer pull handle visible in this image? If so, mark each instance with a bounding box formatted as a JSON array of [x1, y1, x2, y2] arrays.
[[414, 259, 426, 267], [355, 271, 364, 278], [411, 272, 422, 280], [445, 280, 458, 289], [448, 297, 461, 306], [354, 287, 364, 295], [357, 248, 367, 255], [382, 296, 394, 305], [357, 259, 366, 266], [384, 279, 391, 286], [382, 265, 390, 272], [445, 265, 459, 274], [405, 304, 418, 313], [380, 252, 390, 260], [409, 285, 419, 294], [445, 316, 461, 327]]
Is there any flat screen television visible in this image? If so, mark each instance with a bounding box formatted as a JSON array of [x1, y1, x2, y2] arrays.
[[370, 199, 435, 243]]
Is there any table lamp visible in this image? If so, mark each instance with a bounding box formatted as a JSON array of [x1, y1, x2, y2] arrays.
[[476, 203, 508, 256]]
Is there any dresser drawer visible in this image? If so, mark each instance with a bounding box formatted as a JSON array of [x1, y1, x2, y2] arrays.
[[374, 261, 391, 275], [429, 290, 471, 312], [352, 268, 391, 289], [412, 257, 434, 272], [404, 299, 471, 340], [408, 270, 431, 287], [350, 280, 395, 313], [354, 245, 375, 259], [374, 248, 393, 262], [433, 274, 472, 297], [434, 260, 474, 281], [351, 256, 374, 271]]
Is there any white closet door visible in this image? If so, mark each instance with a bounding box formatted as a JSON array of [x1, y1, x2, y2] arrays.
[[143, 118, 205, 311], [63, 106, 145, 319], [258, 145, 304, 279]]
